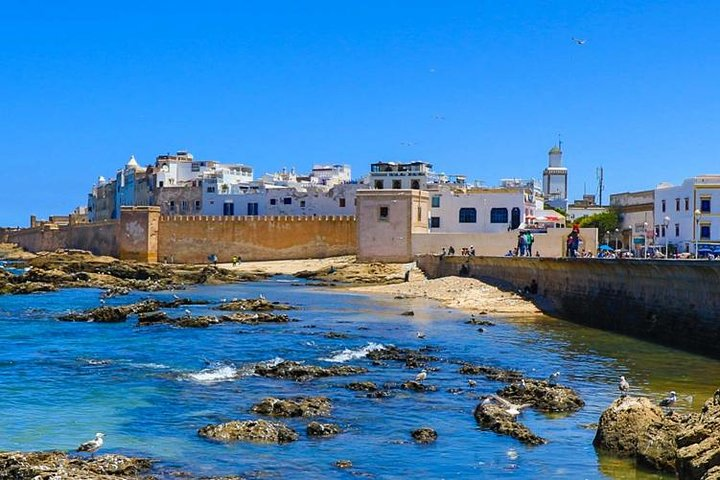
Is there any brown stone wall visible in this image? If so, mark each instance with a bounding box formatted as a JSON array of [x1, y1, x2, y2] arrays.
[[417, 254, 720, 358], [6, 221, 119, 257], [118, 206, 160, 262], [158, 215, 357, 263]]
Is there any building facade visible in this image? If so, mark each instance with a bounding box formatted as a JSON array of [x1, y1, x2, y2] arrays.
[[542, 145, 568, 210]]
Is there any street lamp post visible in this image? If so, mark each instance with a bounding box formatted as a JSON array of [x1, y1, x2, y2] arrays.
[[694, 209, 702, 258], [663, 216, 670, 259], [643, 221, 648, 258], [615, 228, 620, 250]]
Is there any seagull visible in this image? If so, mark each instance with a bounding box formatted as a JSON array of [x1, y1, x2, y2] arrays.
[[467, 379, 477, 387], [99, 298, 105, 305], [259, 294, 266, 300], [659, 391, 677, 407], [572, 36, 587, 45], [77, 432, 104, 457], [415, 369, 427, 383], [517, 378, 527, 391], [172, 293, 180, 300], [491, 394, 532, 417], [183, 309, 192, 317], [548, 371, 560, 386], [416, 331, 426, 339], [619, 376, 630, 396]]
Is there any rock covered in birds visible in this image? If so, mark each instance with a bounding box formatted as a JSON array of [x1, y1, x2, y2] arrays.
[[254, 360, 366, 381], [497, 379, 585, 413], [307, 421, 342, 437], [473, 402, 547, 446], [411, 427, 438, 444], [251, 396, 332, 417], [198, 419, 299, 443]]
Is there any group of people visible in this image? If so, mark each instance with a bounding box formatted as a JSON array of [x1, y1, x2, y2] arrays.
[[516, 231, 535, 256], [566, 224, 581, 257], [439, 245, 475, 257]]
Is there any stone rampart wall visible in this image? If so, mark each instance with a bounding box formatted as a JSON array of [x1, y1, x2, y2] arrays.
[[417, 255, 720, 358], [158, 215, 357, 263], [7, 221, 119, 257]]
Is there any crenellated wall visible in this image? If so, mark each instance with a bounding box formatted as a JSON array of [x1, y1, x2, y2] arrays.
[[417, 255, 720, 358], [158, 215, 357, 263], [7, 221, 119, 257]]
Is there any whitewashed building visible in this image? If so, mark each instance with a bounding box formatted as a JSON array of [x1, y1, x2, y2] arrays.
[[542, 145, 568, 210], [654, 175, 720, 255]]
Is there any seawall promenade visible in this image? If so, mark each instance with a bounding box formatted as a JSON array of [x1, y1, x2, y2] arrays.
[[416, 254, 720, 358]]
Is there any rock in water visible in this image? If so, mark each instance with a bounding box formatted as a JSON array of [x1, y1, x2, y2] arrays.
[[677, 388, 720, 480], [198, 419, 299, 443], [474, 402, 547, 446], [0, 451, 152, 479], [251, 396, 332, 417], [498, 379, 585, 413], [411, 427, 438, 444], [307, 421, 341, 437], [254, 360, 366, 381]]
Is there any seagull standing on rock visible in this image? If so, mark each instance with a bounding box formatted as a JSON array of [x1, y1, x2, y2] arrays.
[[415, 369, 427, 383], [548, 371, 560, 386], [77, 432, 104, 457], [619, 376, 630, 397]]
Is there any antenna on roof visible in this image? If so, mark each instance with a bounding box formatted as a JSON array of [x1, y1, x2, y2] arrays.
[[558, 133, 562, 150]]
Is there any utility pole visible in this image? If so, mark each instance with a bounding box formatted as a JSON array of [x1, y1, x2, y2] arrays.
[[596, 167, 604, 206]]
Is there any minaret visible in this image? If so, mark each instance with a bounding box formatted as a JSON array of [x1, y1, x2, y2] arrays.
[[542, 144, 568, 209]]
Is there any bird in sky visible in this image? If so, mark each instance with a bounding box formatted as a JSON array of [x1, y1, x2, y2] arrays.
[[572, 37, 587, 45], [548, 371, 560, 386], [415, 369, 427, 383], [659, 391, 678, 407], [77, 432, 104, 457], [619, 376, 630, 396]]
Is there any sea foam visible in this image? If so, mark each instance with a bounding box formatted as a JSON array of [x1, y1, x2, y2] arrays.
[[321, 342, 385, 363]]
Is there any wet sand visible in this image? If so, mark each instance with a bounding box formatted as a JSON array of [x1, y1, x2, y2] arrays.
[[223, 256, 541, 316]]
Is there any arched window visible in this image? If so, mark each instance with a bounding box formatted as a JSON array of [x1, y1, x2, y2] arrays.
[[511, 207, 521, 229], [411, 180, 420, 189], [490, 208, 509, 224], [459, 208, 477, 223]]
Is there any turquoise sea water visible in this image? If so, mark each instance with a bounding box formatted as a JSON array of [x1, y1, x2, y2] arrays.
[[1, 278, 718, 479]]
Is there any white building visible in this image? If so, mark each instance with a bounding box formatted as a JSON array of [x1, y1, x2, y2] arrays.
[[367, 161, 437, 190], [654, 175, 720, 255], [542, 145, 568, 210], [427, 180, 541, 233]]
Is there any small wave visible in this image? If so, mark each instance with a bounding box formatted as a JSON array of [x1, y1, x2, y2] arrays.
[[321, 342, 385, 363], [77, 357, 113, 366], [131, 362, 171, 370], [257, 356, 286, 368], [184, 363, 239, 383]]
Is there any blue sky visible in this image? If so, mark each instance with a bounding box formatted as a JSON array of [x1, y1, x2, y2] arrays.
[[2, 1, 719, 226]]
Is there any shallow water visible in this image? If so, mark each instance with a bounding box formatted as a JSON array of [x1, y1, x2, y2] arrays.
[[1, 278, 717, 479]]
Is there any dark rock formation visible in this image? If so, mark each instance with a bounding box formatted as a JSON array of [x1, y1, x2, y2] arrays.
[[498, 380, 585, 413], [465, 318, 496, 326], [400, 310, 415, 316], [136, 311, 170, 325], [401, 381, 438, 392], [307, 422, 341, 437], [324, 332, 351, 339], [366, 345, 439, 368], [198, 419, 299, 443], [254, 360, 367, 381], [219, 312, 295, 324], [59, 298, 208, 323], [411, 427, 438, 444], [474, 402, 547, 446], [458, 363, 523, 383], [334, 460, 353, 469], [216, 298, 295, 312], [0, 451, 153, 479], [346, 381, 378, 392], [251, 396, 332, 417]]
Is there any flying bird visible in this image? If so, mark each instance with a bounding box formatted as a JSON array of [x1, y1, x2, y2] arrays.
[[415, 369, 427, 383], [659, 391, 678, 407], [572, 36, 587, 45], [77, 432, 104, 457], [619, 376, 630, 396], [548, 371, 560, 386]]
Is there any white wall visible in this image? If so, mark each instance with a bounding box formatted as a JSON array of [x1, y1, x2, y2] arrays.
[[428, 188, 533, 233]]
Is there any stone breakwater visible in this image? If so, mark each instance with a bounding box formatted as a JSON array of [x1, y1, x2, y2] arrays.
[[594, 390, 720, 479]]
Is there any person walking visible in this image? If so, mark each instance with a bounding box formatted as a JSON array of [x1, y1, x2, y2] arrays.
[[525, 231, 534, 256]]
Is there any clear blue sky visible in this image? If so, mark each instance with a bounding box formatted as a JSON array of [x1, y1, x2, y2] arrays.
[[2, 1, 719, 226]]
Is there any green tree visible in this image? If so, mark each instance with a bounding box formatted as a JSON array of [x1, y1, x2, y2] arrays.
[[577, 209, 621, 234]]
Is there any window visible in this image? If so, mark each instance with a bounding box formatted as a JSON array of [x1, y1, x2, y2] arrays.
[[159, 181, 164, 188], [247, 202, 258, 215], [223, 202, 234, 215], [700, 224, 711, 240], [339, 198, 346, 208], [283, 197, 292, 205], [459, 207, 477, 223], [169, 200, 175, 209], [206, 186, 215, 193], [417, 205, 422, 221], [675, 223, 680, 237], [374, 180, 384, 189], [685, 198, 690, 211], [431, 196, 440, 208], [191, 162, 200, 172], [661, 199, 666, 212], [430, 217, 440, 228], [675, 198, 680, 211], [379, 206, 389, 220], [411, 180, 420, 189], [490, 207, 509, 223], [194, 200, 201, 211], [300, 200, 306, 208], [392, 180, 402, 189], [270, 199, 277, 205], [181, 200, 188, 212], [701, 197, 711, 213]]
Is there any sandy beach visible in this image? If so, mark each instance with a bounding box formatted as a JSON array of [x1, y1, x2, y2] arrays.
[[223, 256, 541, 316]]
